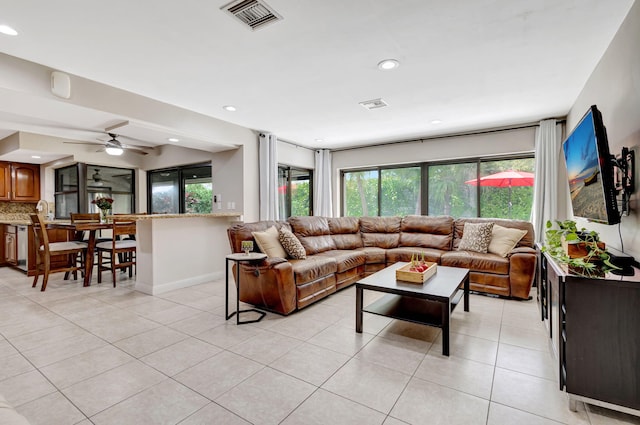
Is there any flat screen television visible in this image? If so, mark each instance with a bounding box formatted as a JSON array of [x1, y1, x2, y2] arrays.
[[562, 105, 620, 225]]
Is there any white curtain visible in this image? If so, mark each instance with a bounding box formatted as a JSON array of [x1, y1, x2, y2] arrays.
[[532, 119, 564, 243], [314, 149, 333, 217], [259, 133, 279, 221]]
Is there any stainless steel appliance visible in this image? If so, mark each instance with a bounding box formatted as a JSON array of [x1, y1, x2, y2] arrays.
[[17, 225, 28, 272]]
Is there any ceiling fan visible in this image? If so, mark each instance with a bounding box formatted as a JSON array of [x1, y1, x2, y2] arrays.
[[64, 132, 154, 156]]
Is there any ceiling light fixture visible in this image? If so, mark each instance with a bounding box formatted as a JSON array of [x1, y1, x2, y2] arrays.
[[430, 120, 443, 124], [105, 146, 124, 156], [377, 59, 399, 70], [168, 137, 180, 142], [0, 25, 18, 36], [223, 105, 237, 112], [315, 138, 324, 143], [31, 155, 41, 159]]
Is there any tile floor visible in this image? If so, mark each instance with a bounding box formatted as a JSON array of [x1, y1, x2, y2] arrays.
[[0, 268, 638, 425]]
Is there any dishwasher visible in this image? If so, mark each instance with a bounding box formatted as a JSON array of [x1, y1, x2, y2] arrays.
[[17, 225, 29, 272]]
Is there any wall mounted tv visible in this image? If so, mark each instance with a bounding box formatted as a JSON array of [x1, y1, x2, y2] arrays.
[[562, 105, 620, 225]]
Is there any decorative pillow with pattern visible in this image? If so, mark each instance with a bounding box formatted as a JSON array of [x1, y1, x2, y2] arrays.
[[278, 228, 307, 259], [458, 222, 494, 253]]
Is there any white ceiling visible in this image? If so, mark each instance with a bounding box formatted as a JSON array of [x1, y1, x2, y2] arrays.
[[0, 0, 635, 151]]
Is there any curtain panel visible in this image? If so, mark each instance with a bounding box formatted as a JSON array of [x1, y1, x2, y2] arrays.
[[259, 133, 279, 221]]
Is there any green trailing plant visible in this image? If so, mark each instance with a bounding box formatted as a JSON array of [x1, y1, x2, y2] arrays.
[[542, 220, 619, 276]]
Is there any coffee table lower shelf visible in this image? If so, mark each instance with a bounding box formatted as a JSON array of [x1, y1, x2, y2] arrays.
[[363, 290, 464, 327]]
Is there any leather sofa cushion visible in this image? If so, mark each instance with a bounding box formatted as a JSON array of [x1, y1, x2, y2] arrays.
[[400, 215, 453, 250], [316, 250, 366, 273], [441, 251, 509, 275], [289, 216, 337, 255], [328, 217, 363, 249], [290, 256, 337, 285], [356, 247, 386, 264], [386, 247, 444, 264], [227, 221, 290, 254], [360, 216, 401, 248]]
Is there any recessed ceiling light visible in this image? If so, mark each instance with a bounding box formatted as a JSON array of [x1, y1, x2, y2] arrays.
[[377, 59, 399, 70], [31, 155, 41, 159], [168, 137, 180, 142], [223, 105, 237, 112], [0, 25, 18, 36], [430, 119, 443, 125], [315, 138, 324, 143]]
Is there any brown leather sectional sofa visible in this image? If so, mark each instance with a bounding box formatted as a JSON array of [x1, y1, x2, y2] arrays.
[[227, 215, 536, 315]]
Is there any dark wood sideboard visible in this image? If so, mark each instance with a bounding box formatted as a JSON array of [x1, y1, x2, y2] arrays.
[[537, 248, 640, 416]]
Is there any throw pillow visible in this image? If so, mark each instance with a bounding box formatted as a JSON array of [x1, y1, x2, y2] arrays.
[[458, 222, 494, 253], [251, 226, 287, 258], [279, 228, 307, 259], [488, 224, 528, 257]]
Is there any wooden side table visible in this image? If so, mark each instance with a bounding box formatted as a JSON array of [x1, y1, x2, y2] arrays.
[[225, 252, 267, 324]]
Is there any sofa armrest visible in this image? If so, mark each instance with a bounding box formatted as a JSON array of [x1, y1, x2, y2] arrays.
[[508, 247, 537, 299], [235, 260, 297, 315]]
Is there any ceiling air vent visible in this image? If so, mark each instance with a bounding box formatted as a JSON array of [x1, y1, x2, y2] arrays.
[[222, 0, 282, 31], [359, 98, 388, 110]]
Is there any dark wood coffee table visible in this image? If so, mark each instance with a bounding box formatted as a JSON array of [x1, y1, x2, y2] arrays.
[[356, 262, 470, 356]]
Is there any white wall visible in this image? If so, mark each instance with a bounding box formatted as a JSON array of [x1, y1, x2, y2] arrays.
[[567, 0, 640, 260], [278, 140, 315, 169], [331, 127, 536, 216]]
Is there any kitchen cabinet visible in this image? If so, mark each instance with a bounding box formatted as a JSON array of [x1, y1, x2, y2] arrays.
[[4, 225, 17, 266], [0, 162, 41, 202]]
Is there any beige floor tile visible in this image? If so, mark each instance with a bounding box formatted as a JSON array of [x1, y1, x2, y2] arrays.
[[587, 404, 640, 424], [500, 324, 550, 351], [321, 358, 410, 414], [8, 322, 90, 352], [355, 335, 428, 376], [71, 312, 161, 342], [90, 379, 209, 425], [378, 320, 441, 344], [39, 345, 135, 389], [114, 326, 189, 358], [307, 323, 375, 356], [0, 338, 19, 358], [282, 388, 386, 425], [195, 322, 263, 349], [120, 297, 181, 315], [268, 314, 333, 340], [382, 417, 410, 425], [168, 311, 226, 336], [141, 337, 222, 376], [179, 402, 251, 425], [21, 332, 107, 368], [141, 304, 203, 325], [430, 331, 499, 365], [16, 391, 86, 425], [181, 294, 226, 311], [335, 311, 394, 335], [450, 312, 502, 341], [174, 350, 263, 400], [216, 368, 316, 425], [496, 342, 557, 381], [0, 370, 57, 407], [270, 342, 351, 386], [294, 302, 350, 323], [390, 378, 489, 425], [491, 367, 588, 424], [61, 360, 166, 417], [229, 330, 302, 364], [414, 352, 495, 399], [0, 312, 68, 339], [487, 402, 565, 425], [0, 352, 34, 381]]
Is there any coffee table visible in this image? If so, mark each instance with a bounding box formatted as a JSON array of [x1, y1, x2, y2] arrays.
[[356, 262, 470, 356]]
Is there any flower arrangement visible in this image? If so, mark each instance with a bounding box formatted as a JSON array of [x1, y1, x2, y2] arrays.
[[92, 197, 114, 211]]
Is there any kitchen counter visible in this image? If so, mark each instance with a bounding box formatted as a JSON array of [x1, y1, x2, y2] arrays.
[[111, 213, 241, 220]]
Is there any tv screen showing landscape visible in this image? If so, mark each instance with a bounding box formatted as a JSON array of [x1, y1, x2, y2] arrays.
[[562, 109, 609, 223]]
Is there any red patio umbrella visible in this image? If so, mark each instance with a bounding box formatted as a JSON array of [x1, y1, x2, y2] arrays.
[[465, 170, 534, 217]]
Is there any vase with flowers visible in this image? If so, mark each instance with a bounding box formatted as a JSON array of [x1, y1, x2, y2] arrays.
[[92, 197, 114, 223]]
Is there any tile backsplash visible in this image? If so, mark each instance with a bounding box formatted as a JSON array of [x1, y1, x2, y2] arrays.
[[0, 202, 39, 220]]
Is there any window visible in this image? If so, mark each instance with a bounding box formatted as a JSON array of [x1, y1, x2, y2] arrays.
[[54, 163, 135, 218], [148, 163, 212, 214], [278, 166, 313, 218], [342, 155, 534, 220]]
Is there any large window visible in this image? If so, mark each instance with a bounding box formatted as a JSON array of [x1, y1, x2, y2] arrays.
[[148, 163, 212, 214], [278, 166, 313, 218], [54, 164, 135, 218], [342, 155, 534, 220]]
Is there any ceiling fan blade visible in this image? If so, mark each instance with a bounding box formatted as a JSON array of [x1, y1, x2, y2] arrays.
[[63, 141, 103, 146]]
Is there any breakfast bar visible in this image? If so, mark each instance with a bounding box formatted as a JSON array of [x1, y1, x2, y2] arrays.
[[115, 213, 241, 295]]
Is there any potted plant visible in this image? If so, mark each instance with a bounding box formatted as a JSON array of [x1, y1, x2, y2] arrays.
[[542, 220, 618, 276], [92, 197, 114, 222]]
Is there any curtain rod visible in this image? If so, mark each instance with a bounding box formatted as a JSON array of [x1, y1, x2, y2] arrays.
[[330, 118, 566, 153]]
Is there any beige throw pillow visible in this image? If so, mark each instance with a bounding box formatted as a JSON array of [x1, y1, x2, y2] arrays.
[[488, 224, 528, 257], [251, 226, 287, 258], [278, 228, 307, 259], [458, 222, 494, 253]]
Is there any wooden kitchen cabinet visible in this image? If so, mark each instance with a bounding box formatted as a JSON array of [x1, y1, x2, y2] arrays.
[[0, 162, 41, 202]]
